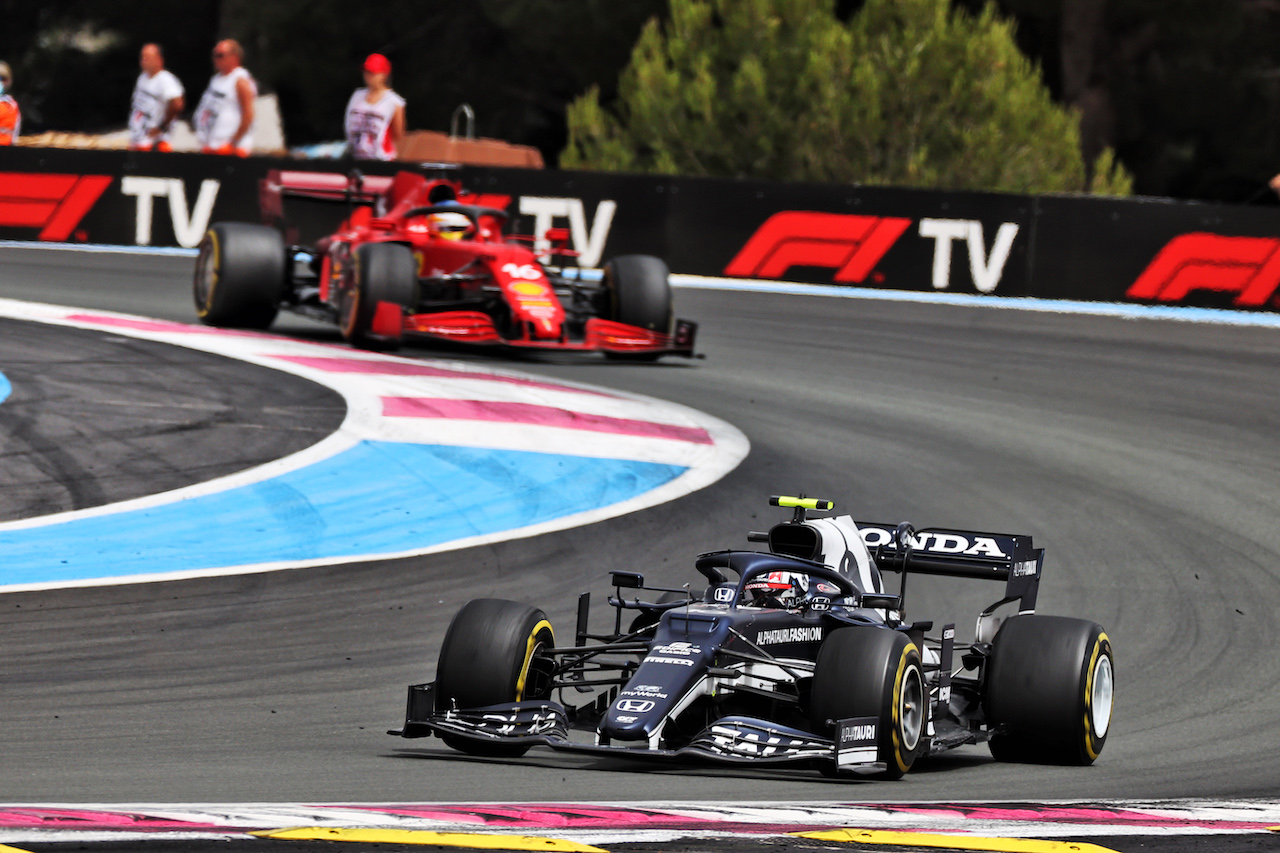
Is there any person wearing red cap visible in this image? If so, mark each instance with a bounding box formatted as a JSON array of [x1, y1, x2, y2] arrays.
[[344, 53, 406, 160]]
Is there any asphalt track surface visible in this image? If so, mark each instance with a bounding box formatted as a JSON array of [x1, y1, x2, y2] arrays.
[[2, 244, 1280, 807]]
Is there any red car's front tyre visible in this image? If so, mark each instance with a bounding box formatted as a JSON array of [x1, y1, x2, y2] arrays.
[[339, 242, 417, 350]]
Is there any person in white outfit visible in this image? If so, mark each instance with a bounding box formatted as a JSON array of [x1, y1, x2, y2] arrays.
[[194, 39, 256, 156], [344, 53, 406, 161], [128, 43, 185, 152]]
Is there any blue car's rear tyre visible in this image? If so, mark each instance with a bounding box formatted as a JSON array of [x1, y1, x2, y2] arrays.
[[434, 598, 556, 757], [810, 626, 926, 779], [984, 615, 1114, 765]]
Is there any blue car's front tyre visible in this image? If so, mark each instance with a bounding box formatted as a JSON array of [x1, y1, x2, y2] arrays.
[[434, 598, 556, 757], [810, 626, 926, 779]]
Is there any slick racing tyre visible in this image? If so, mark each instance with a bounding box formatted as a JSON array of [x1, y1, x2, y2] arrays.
[[602, 254, 673, 361], [194, 222, 285, 329], [434, 598, 556, 757], [984, 615, 1114, 765], [810, 626, 927, 779], [339, 242, 416, 350]]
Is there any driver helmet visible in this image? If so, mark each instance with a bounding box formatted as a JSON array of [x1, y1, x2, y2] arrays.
[[744, 571, 807, 608], [427, 211, 472, 241]]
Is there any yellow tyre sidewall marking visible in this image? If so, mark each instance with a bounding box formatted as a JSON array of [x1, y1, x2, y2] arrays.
[[197, 230, 219, 318], [1083, 631, 1112, 760], [515, 619, 554, 701], [888, 641, 919, 772], [340, 250, 361, 339]]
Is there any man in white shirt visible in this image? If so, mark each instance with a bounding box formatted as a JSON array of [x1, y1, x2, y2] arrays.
[[194, 39, 256, 156], [128, 44, 185, 152]]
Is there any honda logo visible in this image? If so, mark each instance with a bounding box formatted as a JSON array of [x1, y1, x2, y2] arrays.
[[615, 699, 655, 713]]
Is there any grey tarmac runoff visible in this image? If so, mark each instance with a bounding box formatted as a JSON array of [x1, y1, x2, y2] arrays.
[[1, 244, 1280, 852]]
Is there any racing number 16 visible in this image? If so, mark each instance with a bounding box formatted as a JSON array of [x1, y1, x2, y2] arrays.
[[502, 263, 542, 279]]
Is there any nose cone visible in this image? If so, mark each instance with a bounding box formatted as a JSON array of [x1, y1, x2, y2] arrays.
[[602, 610, 730, 744], [603, 694, 661, 741], [601, 638, 712, 742]]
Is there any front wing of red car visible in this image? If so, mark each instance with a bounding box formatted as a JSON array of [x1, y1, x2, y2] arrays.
[[400, 312, 698, 357]]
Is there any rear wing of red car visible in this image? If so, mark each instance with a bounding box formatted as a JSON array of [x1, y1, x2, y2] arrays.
[[259, 165, 464, 227], [856, 522, 1042, 612], [259, 170, 393, 223]]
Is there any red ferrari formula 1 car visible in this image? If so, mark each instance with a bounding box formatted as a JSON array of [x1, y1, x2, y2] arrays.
[[193, 165, 696, 357]]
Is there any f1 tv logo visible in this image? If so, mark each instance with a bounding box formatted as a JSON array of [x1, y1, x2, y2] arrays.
[[1128, 233, 1280, 308], [727, 211, 1020, 291], [726, 212, 911, 283], [0, 172, 112, 241]]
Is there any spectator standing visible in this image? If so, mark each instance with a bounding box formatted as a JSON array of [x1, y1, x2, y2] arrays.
[[0, 62, 20, 146], [344, 53, 405, 161], [194, 39, 256, 156], [128, 44, 185, 152]]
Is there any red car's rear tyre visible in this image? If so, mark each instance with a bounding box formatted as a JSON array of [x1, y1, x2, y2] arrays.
[[194, 223, 284, 329]]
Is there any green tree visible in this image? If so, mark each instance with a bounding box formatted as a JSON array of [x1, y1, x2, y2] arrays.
[[562, 0, 1132, 195]]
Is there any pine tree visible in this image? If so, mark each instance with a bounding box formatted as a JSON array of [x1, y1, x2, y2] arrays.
[[562, 0, 1132, 195]]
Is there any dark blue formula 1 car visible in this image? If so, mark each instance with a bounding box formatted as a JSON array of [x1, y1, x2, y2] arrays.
[[390, 496, 1114, 778]]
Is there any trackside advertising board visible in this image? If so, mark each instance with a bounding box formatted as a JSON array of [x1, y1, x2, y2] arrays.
[[4, 146, 1280, 312]]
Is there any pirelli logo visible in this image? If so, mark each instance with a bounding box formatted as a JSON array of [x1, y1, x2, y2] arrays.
[[1127, 233, 1280, 308], [0, 173, 113, 241]]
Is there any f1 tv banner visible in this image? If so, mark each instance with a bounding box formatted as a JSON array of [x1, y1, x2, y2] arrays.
[[668, 176, 1033, 297], [474, 165, 1280, 311], [7, 146, 1280, 312], [468, 166, 1036, 298], [1031, 194, 1280, 310]]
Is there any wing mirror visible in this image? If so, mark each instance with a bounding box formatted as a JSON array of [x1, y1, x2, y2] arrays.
[[610, 571, 644, 589]]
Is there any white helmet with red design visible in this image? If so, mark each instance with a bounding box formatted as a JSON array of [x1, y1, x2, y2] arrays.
[[744, 571, 807, 608], [427, 211, 472, 241]]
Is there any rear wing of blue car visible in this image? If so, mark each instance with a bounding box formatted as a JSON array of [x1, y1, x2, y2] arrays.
[[856, 522, 1043, 612]]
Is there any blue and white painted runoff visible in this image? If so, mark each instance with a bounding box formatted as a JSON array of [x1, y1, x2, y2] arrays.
[[0, 299, 748, 593]]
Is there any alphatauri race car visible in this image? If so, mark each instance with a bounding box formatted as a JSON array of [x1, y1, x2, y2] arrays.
[[193, 165, 696, 358], [390, 496, 1115, 778]]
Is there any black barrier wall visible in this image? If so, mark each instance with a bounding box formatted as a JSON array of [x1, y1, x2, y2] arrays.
[[4, 146, 1280, 312]]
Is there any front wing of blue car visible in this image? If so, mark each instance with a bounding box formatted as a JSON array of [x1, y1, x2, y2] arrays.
[[391, 689, 881, 771]]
